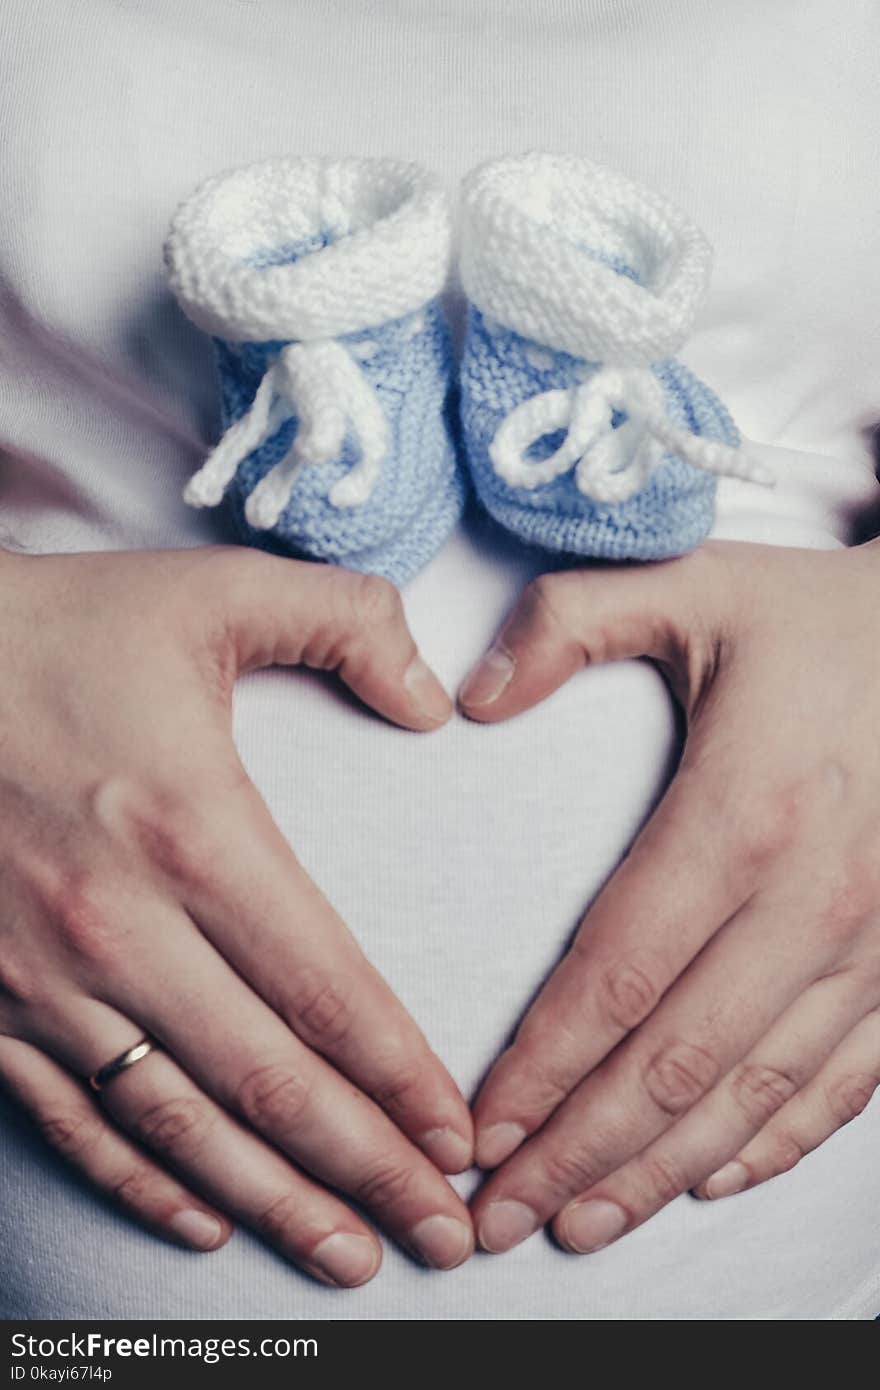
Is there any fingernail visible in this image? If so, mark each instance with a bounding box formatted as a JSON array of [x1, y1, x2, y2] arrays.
[[404, 655, 451, 722], [311, 1232, 380, 1287], [476, 1121, 527, 1169], [421, 1126, 473, 1173], [168, 1209, 225, 1251], [410, 1214, 473, 1269], [561, 1198, 627, 1253], [478, 1199, 538, 1253], [459, 645, 515, 707], [704, 1160, 748, 1200]]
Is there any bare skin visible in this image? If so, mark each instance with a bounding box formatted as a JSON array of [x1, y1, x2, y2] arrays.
[[459, 538, 880, 1255], [0, 545, 475, 1287]]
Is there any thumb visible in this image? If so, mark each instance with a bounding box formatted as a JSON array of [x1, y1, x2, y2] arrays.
[[208, 550, 453, 731], [458, 549, 722, 723]]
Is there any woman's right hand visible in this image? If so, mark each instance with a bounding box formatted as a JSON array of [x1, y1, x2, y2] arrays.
[[0, 545, 474, 1286]]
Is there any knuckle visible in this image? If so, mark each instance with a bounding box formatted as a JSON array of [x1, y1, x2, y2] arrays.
[[643, 1040, 719, 1117], [370, 1055, 428, 1116], [640, 1153, 687, 1206], [46, 873, 117, 965], [521, 570, 611, 662], [89, 774, 150, 839], [819, 866, 879, 942], [110, 1166, 156, 1211], [523, 572, 558, 609], [521, 574, 568, 635], [134, 1095, 216, 1163], [734, 799, 794, 874], [541, 1143, 604, 1196], [502, 1042, 573, 1120], [825, 1071, 878, 1128], [254, 1190, 303, 1247], [122, 788, 221, 890], [355, 1158, 418, 1212], [763, 1129, 805, 1176], [594, 954, 663, 1033], [348, 572, 403, 629], [38, 1106, 103, 1160], [0, 954, 41, 1008], [236, 1062, 312, 1135], [730, 1062, 799, 1127], [287, 969, 354, 1049]]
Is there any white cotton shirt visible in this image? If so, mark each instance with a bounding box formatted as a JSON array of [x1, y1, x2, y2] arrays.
[[1, 0, 879, 1320]]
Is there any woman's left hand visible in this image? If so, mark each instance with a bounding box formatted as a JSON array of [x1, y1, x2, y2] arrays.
[[458, 538, 880, 1255]]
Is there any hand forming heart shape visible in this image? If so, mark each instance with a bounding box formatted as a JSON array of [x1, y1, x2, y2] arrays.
[[1, 538, 879, 1285]]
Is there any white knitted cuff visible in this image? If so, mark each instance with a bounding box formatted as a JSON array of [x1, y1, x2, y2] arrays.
[[459, 152, 713, 366], [164, 157, 451, 343]]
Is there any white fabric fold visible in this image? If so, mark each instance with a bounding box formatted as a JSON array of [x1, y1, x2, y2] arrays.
[[164, 156, 451, 342], [460, 152, 713, 365], [184, 339, 390, 523]]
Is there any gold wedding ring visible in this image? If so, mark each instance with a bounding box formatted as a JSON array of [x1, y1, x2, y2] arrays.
[[88, 1035, 156, 1093]]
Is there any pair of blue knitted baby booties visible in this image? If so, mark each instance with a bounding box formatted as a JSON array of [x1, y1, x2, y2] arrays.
[[165, 153, 767, 585]]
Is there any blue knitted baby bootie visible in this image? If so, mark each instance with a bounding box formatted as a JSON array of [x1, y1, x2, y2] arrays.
[[165, 157, 465, 584], [459, 153, 771, 561]]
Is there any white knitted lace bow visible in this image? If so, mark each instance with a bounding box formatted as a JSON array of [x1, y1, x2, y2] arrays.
[[490, 365, 772, 504], [184, 339, 389, 526]]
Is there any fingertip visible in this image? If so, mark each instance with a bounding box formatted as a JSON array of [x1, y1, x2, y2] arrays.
[[410, 1213, 475, 1270], [475, 1121, 527, 1170], [308, 1231, 383, 1287], [554, 1198, 628, 1254], [403, 654, 454, 727], [474, 1197, 539, 1254], [421, 1125, 474, 1174], [168, 1208, 231, 1251], [701, 1160, 749, 1200], [458, 641, 579, 724], [458, 645, 516, 717]]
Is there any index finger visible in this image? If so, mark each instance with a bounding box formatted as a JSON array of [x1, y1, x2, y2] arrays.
[[473, 748, 761, 1168], [471, 886, 829, 1252]]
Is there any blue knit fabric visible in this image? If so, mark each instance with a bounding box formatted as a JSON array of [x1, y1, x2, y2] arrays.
[[460, 307, 741, 562], [212, 298, 465, 586]]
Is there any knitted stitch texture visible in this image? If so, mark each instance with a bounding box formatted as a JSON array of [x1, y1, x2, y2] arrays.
[[164, 157, 465, 584], [459, 153, 770, 561]]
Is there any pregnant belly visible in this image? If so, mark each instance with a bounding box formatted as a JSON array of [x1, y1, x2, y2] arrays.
[[231, 520, 679, 1101]]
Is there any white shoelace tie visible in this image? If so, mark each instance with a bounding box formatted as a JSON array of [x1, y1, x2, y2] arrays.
[[490, 366, 773, 503], [185, 339, 389, 527]]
